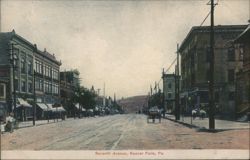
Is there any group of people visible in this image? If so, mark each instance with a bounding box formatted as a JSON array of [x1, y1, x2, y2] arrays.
[[191, 106, 206, 120]]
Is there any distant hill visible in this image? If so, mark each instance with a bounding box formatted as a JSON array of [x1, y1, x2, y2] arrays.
[[117, 95, 148, 113]]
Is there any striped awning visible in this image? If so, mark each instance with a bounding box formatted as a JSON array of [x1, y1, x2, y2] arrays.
[[46, 104, 54, 111], [36, 103, 49, 111], [46, 104, 66, 112]]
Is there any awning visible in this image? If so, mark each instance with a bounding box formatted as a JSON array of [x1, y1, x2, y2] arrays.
[[57, 107, 66, 112], [36, 103, 49, 111], [46, 104, 54, 111], [75, 103, 80, 110], [75, 104, 86, 111], [17, 98, 32, 108], [46, 104, 66, 112]]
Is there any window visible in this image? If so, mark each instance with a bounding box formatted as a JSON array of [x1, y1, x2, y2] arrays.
[[206, 47, 210, 62], [39, 79, 43, 91], [228, 47, 235, 61], [0, 83, 5, 98], [44, 81, 49, 93], [168, 93, 172, 99], [49, 82, 52, 93], [228, 69, 235, 82], [21, 58, 26, 73], [228, 92, 235, 100], [28, 82, 32, 93], [48, 67, 51, 77], [28, 61, 32, 75], [239, 44, 244, 61], [168, 83, 172, 89], [21, 81, 26, 92]]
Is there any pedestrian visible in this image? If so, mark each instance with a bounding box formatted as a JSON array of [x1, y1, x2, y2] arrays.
[[5, 113, 15, 133]]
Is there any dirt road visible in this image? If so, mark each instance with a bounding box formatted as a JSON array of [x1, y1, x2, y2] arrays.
[[1, 114, 249, 150]]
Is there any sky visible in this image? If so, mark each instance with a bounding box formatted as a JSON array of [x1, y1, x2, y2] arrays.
[[1, 0, 249, 99]]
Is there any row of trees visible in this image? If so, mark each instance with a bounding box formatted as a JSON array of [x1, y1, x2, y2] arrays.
[[63, 85, 123, 117]]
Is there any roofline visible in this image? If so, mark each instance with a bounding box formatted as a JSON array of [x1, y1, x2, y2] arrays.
[[2, 30, 61, 65], [234, 24, 250, 43], [178, 25, 248, 53]]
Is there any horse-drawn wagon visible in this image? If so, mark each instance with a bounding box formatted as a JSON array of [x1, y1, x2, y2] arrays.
[[147, 106, 161, 123]]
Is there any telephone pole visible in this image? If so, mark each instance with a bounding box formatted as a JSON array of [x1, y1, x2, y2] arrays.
[[175, 44, 180, 120], [209, 0, 215, 129]]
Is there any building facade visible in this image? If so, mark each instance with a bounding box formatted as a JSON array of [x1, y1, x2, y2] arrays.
[[162, 73, 176, 113], [34, 48, 61, 104], [235, 25, 250, 117], [178, 25, 247, 118], [0, 30, 61, 120]]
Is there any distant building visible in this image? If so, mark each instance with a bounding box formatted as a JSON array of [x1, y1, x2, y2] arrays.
[[0, 30, 61, 120], [234, 25, 250, 117], [60, 70, 80, 115], [178, 25, 247, 118], [162, 73, 176, 113]]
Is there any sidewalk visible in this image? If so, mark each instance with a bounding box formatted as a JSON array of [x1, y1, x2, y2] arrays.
[[165, 114, 250, 130], [17, 118, 65, 129]]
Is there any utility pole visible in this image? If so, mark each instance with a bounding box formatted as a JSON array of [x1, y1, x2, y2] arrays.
[[103, 83, 106, 107], [33, 70, 36, 126], [162, 68, 166, 117], [175, 44, 180, 120], [209, 0, 215, 129]]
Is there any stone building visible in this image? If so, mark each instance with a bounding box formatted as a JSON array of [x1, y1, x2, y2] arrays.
[[178, 25, 247, 118], [0, 30, 62, 120], [162, 73, 176, 113], [234, 25, 250, 118]]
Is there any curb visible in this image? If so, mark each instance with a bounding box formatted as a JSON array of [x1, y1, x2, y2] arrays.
[[164, 116, 199, 129], [163, 116, 250, 132]]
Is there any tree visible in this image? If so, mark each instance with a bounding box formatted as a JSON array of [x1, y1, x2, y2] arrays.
[[72, 86, 97, 110]]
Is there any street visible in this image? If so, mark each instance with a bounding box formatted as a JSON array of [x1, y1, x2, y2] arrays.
[[1, 114, 249, 150]]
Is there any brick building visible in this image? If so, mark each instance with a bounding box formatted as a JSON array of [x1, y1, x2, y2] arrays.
[[178, 25, 247, 118], [0, 30, 62, 120], [162, 73, 176, 113], [234, 25, 250, 118]]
